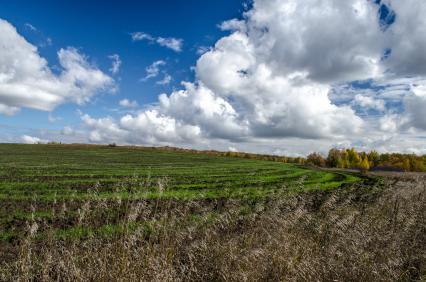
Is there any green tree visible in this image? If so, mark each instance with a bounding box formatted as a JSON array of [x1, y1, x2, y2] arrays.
[[368, 150, 380, 167], [327, 149, 342, 168], [402, 158, 410, 172], [341, 150, 350, 168]]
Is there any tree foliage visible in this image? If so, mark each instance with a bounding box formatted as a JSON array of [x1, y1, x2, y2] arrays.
[[307, 153, 326, 167], [324, 148, 425, 172]]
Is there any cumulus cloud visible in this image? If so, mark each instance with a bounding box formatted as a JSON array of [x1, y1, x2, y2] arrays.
[[0, 18, 114, 115], [194, 4, 368, 139], [404, 83, 426, 130], [119, 99, 138, 108], [353, 94, 386, 112], [0, 104, 20, 116], [381, 1, 426, 76], [81, 111, 201, 145], [131, 32, 183, 52], [61, 126, 74, 136], [21, 135, 47, 144], [158, 82, 246, 140], [120, 110, 201, 144], [81, 114, 129, 143], [219, 19, 246, 32], [242, 0, 385, 83], [80, 0, 426, 154]]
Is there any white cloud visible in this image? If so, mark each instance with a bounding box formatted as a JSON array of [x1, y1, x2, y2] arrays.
[[81, 111, 201, 145], [61, 126, 74, 136], [131, 32, 183, 52], [228, 146, 238, 152], [379, 114, 402, 133], [119, 99, 138, 108], [156, 74, 172, 85], [156, 37, 183, 52], [130, 32, 153, 41], [143, 60, 166, 80], [108, 54, 121, 74], [353, 94, 386, 112], [195, 30, 363, 139], [382, 1, 426, 77], [0, 19, 114, 115], [81, 114, 129, 143], [0, 104, 20, 116], [158, 82, 246, 140], [142, 60, 172, 86], [404, 83, 426, 130], [24, 23, 37, 31], [243, 0, 384, 83], [219, 19, 246, 32], [21, 135, 47, 144], [120, 110, 201, 143]]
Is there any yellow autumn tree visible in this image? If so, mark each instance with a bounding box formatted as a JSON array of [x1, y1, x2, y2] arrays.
[[360, 155, 370, 172]]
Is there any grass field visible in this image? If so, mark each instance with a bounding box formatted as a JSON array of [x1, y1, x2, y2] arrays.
[[1, 144, 424, 281], [0, 144, 359, 201], [0, 144, 359, 241]]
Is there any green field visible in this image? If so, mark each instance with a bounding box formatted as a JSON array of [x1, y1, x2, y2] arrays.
[[0, 144, 359, 243], [0, 144, 359, 201]]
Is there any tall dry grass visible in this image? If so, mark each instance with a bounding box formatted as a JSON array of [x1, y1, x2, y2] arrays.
[[0, 174, 425, 281]]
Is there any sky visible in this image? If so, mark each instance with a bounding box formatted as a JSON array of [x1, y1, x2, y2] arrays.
[[0, 0, 426, 156]]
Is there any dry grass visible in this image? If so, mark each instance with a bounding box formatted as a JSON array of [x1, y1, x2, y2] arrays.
[[1, 173, 425, 281]]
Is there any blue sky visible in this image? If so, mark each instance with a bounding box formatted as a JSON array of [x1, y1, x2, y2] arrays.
[[1, 0, 426, 155], [0, 0, 245, 136]]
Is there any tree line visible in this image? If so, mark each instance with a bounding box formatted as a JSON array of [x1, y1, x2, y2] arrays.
[[306, 148, 426, 172]]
